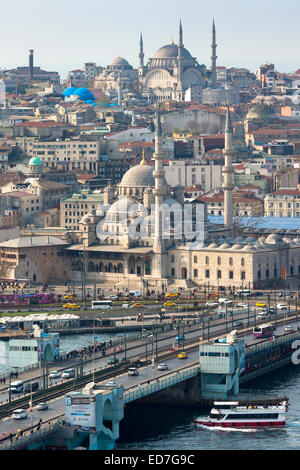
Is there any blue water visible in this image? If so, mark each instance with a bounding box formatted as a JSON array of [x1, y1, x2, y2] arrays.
[[118, 364, 300, 450]]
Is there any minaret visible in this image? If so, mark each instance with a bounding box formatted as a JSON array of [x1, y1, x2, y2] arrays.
[[176, 20, 184, 100], [222, 107, 234, 230], [117, 71, 122, 106], [29, 49, 34, 80], [138, 32, 144, 76], [153, 110, 166, 261], [211, 18, 217, 89]]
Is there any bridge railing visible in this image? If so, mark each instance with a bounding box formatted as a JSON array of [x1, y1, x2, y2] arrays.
[[246, 331, 300, 357], [124, 365, 200, 403], [0, 417, 64, 450]]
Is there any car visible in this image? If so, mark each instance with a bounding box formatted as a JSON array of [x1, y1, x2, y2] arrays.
[[105, 381, 118, 387], [255, 291, 264, 297], [205, 301, 219, 308], [49, 370, 61, 379], [257, 314, 268, 321], [256, 302, 267, 307], [163, 301, 177, 307], [107, 357, 119, 365], [236, 303, 248, 308], [165, 293, 179, 298], [12, 409, 27, 420], [178, 352, 188, 359], [24, 382, 39, 393], [110, 295, 118, 300], [63, 303, 81, 309], [128, 367, 139, 376], [218, 298, 232, 305], [157, 363, 169, 371], [276, 303, 288, 310], [122, 304, 133, 309], [62, 368, 75, 379], [233, 321, 244, 328], [132, 303, 144, 308], [279, 291, 291, 298], [176, 334, 185, 342], [64, 294, 74, 300], [284, 325, 295, 334], [268, 307, 276, 315], [36, 402, 49, 411]]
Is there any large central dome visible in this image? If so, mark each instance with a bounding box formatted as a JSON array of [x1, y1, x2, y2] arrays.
[[153, 44, 192, 59], [119, 164, 155, 188]]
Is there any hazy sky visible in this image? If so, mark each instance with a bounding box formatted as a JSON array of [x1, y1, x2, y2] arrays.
[[2, 0, 299, 79]]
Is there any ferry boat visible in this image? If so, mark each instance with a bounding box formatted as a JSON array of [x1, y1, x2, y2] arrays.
[[194, 400, 289, 428]]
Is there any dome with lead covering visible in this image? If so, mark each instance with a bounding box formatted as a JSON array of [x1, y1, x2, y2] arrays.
[[119, 164, 155, 188], [153, 44, 192, 59]]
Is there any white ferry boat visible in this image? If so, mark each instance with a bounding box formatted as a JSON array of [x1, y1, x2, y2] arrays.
[[194, 400, 288, 428]]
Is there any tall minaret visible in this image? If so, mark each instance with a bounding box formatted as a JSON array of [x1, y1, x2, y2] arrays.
[[222, 107, 234, 230], [210, 18, 217, 89], [153, 110, 166, 264], [176, 20, 184, 100], [138, 32, 144, 76], [117, 71, 122, 106]]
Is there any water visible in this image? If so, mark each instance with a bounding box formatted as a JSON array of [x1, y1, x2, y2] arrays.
[[0, 331, 128, 375], [118, 365, 300, 450]]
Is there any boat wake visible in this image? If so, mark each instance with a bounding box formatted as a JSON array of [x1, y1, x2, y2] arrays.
[[196, 424, 260, 433]]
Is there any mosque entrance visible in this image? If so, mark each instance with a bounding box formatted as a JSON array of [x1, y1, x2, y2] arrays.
[[181, 267, 187, 279]]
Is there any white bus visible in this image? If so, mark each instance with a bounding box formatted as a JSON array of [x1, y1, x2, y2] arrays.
[[92, 300, 113, 310]]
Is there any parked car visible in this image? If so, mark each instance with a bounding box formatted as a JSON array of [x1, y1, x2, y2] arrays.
[[36, 402, 49, 411], [12, 409, 27, 420], [157, 363, 169, 371], [49, 370, 61, 379], [107, 357, 119, 365], [62, 368, 75, 379]]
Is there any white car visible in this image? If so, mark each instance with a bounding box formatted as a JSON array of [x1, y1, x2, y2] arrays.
[[284, 325, 294, 334], [12, 409, 27, 420], [205, 301, 219, 308], [122, 304, 133, 309], [49, 370, 61, 379], [105, 381, 118, 387], [36, 402, 49, 411], [218, 298, 232, 305], [157, 363, 169, 371], [236, 303, 248, 308], [62, 369, 75, 379], [276, 303, 288, 310]]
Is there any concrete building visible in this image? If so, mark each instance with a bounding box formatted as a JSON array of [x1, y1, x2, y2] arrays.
[[164, 160, 222, 192], [60, 191, 104, 230], [264, 189, 300, 217]]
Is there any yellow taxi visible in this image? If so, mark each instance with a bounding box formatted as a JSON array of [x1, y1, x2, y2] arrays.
[[64, 295, 74, 300], [63, 303, 80, 309], [163, 301, 177, 307], [178, 352, 188, 359], [256, 302, 266, 307], [165, 293, 179, 298], [132, 303, 144, 308]]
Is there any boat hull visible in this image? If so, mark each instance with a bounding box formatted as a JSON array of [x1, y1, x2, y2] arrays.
[[194, 419, 285, 428]]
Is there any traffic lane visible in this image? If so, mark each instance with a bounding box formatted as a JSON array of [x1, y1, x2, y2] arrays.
[[0, 397, 65, 436]]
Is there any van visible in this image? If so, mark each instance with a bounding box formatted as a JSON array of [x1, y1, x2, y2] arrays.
[[9, 381, 24, 393], [24, 382, 39, 393], [128, 367, 139, 377]]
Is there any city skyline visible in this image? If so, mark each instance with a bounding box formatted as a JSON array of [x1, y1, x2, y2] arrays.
[[1, 0, 299, 78]]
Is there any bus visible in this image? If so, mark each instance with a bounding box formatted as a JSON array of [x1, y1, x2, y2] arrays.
[[91, 300, 113, 309], [253, 323, 274, 338]]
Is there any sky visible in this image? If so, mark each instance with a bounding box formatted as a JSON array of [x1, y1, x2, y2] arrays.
[[1, 0, 300, 79]]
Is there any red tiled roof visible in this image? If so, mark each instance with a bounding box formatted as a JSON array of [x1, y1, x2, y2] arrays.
[[14, 120, 69, 128]]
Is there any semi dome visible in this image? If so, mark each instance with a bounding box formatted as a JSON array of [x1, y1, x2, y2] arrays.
[[153, 44, 192, 59], [119, 164, 155, 188], [28, 157, 42, 166], [62, 86, 77, 97], [246, 103, 276, 121]]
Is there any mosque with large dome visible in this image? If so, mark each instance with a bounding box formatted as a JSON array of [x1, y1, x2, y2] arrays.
[[138, 21, 206, 102]]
